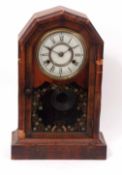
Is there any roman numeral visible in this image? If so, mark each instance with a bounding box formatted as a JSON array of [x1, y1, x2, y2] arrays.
[[68, 67, 72, 73], [72, 45, 79, 49], [68, 37, 72, 44], [50, 65, 55, 72], [50, 36, 56, 44], [40, 53, 49, 56], [74, 53, 82, 57], [59, 67, 62, 76], [59, 32, 64, 42]]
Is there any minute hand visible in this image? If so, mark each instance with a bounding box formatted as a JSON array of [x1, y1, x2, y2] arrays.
[[44, 46, 59, 55], [63, 45, 79, 54], [52, 50, 59, 55]]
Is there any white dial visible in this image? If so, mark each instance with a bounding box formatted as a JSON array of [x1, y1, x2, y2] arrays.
[[37, 29, 86, 80]]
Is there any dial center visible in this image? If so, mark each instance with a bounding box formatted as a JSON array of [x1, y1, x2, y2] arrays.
[[58, 52, 64, 57], [50, 44, 73, 67]]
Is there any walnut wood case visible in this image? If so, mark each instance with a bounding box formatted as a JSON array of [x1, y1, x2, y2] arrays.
[[11, 6, 107, 159]]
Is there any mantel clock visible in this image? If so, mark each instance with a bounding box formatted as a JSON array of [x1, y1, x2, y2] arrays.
[[11, 6, 107, 159]]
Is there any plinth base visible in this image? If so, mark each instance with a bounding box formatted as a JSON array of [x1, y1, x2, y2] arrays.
[[11, 130, 106, 159]]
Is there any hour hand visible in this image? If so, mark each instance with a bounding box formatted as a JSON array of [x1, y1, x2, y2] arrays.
[[52, 49, 59, 55], [63, 47, 71, 54]]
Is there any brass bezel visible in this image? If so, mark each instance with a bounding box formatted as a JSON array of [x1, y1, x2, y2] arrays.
[[36, 28, 87, 80]]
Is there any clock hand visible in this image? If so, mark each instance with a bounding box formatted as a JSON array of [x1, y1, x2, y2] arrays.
[[63, 44, 79, 54], [63, 47, 71, 54], [52, 50, 64, 57], [51, 49, 59, 55], [44, 45, 52, 51], [44, 45, 59, 55]]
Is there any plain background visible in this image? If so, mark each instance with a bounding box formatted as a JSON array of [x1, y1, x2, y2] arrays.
[[0, 0, 122, 174]]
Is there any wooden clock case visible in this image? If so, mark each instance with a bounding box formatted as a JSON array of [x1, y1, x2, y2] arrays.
[[11, 6, 107, 159]]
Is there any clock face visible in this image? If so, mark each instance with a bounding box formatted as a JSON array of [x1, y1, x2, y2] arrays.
[[37, 29, 86, 80]]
